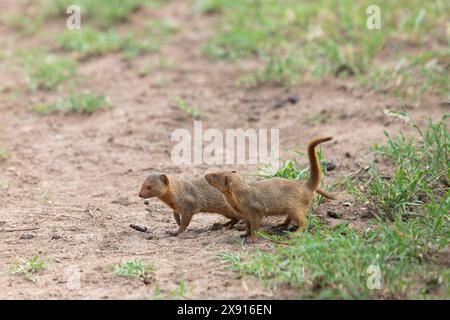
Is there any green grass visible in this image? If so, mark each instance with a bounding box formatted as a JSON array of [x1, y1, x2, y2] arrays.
[[153, 280, 189, 299], [114, 258, 154, 278], [33, 93, 110, 114], [200, 0, 449, 100], [45, 0, 161, 27], [360, 51, 450, 104], [19, 52, 78, 91], [56, 28, 123, 58], [221, 116, 450, 299], [174, 96, 202, 119], [2, 12, 43, 35], [362, 114, 449, 219], [8, 255, 47, 282], [56, 19, 177, 60]]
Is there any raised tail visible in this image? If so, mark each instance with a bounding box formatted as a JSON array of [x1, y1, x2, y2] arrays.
[[306, 136, 333, 191]]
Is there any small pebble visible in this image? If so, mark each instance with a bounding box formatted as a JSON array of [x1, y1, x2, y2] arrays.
[[287, 95, 300, 104], [130, 224, 148, 233], [325, 161, 336, 171], [327, 210, 342, 219], [342, 201, 352, 207], [20, 233, 34, 240]]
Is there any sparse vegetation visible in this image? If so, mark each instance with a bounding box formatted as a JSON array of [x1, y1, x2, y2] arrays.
[[200, 0, 449, 102], [153, 280, 189, 299], [19, 52, 78, 91], [2, 12, 43, 35], [45, 0, 160, 27], [56, 28, 123, 58], [56, 19, 177, 60], [33, 93, 110, 114], [9, 255, 47, 282]]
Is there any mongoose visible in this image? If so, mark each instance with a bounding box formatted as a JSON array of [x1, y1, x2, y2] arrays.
[[138, 172, 243, 236], [205, 136, 334, 241]]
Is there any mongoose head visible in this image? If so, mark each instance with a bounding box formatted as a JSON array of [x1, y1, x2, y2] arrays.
[[204, 170, 240, 194], [138, 173, 170, 199]]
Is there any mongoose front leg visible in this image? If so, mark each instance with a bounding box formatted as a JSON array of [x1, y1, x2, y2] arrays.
[[169, 212, 193, 236], [173, 212, 181, 226], [240, 220, 252, 238], [248, 216, 262, 242]]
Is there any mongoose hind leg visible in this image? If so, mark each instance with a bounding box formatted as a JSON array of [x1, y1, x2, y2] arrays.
[[290, 208, 308, 233]]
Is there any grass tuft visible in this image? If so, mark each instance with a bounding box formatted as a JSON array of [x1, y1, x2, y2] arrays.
[[174, 96, 202, 119], [33, 93, 110, 115], [114, 258, 154, 278], [0, 147, 10, 162], [20, 52, 78, 91], [9, 255, 47, 283]]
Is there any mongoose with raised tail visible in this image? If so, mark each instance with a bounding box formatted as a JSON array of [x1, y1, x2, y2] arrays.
[[205, 137, 334, 242], [138, 173, 243, 236]]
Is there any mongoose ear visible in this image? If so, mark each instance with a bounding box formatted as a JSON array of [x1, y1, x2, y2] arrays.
[[160, 174, 169, 185]]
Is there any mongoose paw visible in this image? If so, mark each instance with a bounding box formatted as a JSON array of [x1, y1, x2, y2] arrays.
[[233, 225, 246, 231], [240, 234, 256, 244], [211, 222, 223, 231]]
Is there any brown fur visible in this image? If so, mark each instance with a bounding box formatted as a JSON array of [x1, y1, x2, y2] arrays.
[[205, 136, 334, 241], [138, 172, 242, 235]]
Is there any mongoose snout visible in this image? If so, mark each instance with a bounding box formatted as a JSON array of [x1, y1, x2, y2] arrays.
[[138, 173, 170, 199]]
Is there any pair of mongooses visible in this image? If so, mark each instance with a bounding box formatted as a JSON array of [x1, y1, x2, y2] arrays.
[[138, 137, 334, 239]]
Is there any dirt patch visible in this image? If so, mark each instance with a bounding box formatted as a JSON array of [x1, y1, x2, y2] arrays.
[[0, 1, 447, 299]]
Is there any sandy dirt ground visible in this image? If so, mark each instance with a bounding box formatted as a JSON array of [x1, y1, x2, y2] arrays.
[[0, 1, 447, 299]]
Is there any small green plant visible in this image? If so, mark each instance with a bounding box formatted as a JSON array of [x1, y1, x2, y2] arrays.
[[0, 146, 10, 162], [152, 280, 189, 299], [33, 93, 110, 115], [9, 255, 47, 282], [114, 258, 154, 278], [138, 58, 176, 77], [20, 52, 78, 91], [174, 96, 202, 119]]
